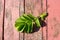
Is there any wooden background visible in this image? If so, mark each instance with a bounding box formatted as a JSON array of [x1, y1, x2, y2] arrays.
[[0, 0, 60, 40]]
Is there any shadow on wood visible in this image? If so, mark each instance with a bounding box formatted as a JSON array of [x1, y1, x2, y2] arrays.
[[32, 13, 48, 33]]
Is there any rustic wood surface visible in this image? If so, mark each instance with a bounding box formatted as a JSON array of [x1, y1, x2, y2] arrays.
[[0, 0, 60, 40], [0, 0, 4, 40], [4, 0, 19, 40]]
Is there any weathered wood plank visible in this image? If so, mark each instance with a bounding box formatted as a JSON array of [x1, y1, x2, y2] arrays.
[[19, 0, 24, 40], [4, 0, 19, 40], [0, 0, 4, 40], [48, 0, 60, 40], [25, 0, 43, 40], [43, 0, 48, 40]]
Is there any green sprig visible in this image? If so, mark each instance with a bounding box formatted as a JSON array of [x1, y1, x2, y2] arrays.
[[15, 12, 47, 33]]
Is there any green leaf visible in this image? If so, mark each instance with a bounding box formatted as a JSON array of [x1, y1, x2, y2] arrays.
[[27, 23, 30, 33], [27, 14, 35, 20], [30, 22, 33, 32], [40, 12, 47, 20], [27, 22, 33, 33], [24, 23, 28, 33], [15, 13, 47, 33], [15, 18, 24, 23], [15, 22, 24, 27], [16, 23, 25, 32], [15, 14, 34, 33], [34, 18, 41, 27], [20, 24, 26, 32], [23, 14, 32, 21]]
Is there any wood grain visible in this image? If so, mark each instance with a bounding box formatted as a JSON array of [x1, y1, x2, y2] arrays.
[[25, 0, 43, 40], [0, 0, 4, 40], [43, 0, 48, 40], [1, 0, 60, 40], [4, 0, 19, 40], [19, 0, 24, 40]]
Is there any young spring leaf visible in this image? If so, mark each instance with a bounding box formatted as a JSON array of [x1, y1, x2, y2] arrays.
[[15, 14, 34, 33], [27, 14, 35, 20], [27, 22, 33, 33], [40, 12, 47, 20], [16, 23, 25, 32], [15, 13, 48, 33], [34, 18, 41, 27]]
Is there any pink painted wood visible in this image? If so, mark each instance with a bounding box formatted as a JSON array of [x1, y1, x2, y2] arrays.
[[48, 0, 60, 40], [0, 0, 60, 40], [4, 0, 19, 40], [43, 0, 47, 40], [0, 0, 4, 40], [4, 0, 24, 40], [19, 0, 24, 40]]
